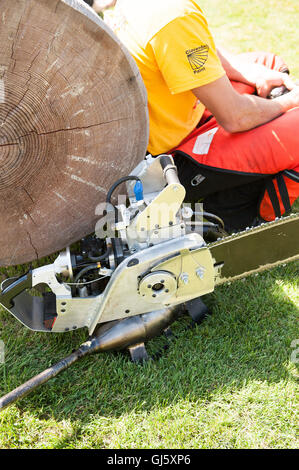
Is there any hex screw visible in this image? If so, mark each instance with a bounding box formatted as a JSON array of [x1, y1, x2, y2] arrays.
[[180, 273, 189, 285]]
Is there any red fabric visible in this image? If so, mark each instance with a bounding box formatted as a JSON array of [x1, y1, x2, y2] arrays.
[[173, 51, 299, 220], [175, 109, 299, 176]]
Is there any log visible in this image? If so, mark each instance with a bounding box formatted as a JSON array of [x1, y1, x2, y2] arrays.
[[0, 0, 149, 266]]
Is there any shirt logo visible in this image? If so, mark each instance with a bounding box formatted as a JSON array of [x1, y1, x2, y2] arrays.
[[186, 45, 209, 74]]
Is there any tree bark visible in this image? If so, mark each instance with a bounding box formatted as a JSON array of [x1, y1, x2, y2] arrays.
[[0, 0, 148, 266]]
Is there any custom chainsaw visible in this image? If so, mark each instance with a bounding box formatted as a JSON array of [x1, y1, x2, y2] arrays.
[[0, 154, 298, 410]]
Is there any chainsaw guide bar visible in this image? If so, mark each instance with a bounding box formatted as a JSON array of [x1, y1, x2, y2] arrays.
[[210, 213, 299, 285]]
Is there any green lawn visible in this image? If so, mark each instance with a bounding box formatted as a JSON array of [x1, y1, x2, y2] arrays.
[[201, 0, 299, 78], [0, 0, 298, 449]]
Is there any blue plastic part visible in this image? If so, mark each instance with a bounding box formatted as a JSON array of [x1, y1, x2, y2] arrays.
[[134, 180, 144, 201]]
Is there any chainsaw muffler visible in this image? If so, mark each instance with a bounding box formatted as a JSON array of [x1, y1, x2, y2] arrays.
[[94, 305, 181, 353], [0, 306, 181, 412]]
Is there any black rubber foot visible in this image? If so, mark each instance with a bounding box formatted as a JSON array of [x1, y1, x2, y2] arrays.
[[185, 297, 212, 324], [163, 327, 174, 340], [128, 343, 150, 363]]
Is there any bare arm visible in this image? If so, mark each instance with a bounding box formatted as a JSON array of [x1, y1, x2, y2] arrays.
[[193, 74, 299, 133]]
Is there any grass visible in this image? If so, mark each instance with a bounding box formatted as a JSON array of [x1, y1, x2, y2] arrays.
[[0, 0, 298, 449], [201, 0, 299, 78]]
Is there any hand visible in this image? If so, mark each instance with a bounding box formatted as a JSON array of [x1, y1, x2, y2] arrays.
[[92, 0, 116, 12], [255, 70, 296, 98], [283, 85, 299, 109]]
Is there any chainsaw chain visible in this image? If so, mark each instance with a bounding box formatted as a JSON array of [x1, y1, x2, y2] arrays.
[[207, 212, 299, 285], [207, 212, 299, 249]]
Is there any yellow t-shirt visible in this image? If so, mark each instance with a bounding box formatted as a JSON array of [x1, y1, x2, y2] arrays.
[[112, 0, 225, 155]]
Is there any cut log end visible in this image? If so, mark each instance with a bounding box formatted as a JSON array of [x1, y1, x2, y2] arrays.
[[0, 0, 149, 266]]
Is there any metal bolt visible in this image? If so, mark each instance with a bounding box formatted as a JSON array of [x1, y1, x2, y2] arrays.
[[196, 267, 205, 280], [180, 273, 189, 285]]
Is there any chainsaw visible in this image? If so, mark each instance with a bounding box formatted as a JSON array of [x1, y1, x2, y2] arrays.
[[0, 153, 298, 411]]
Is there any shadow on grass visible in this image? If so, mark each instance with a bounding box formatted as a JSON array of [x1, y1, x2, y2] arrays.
[[0, 262, 298, 424]]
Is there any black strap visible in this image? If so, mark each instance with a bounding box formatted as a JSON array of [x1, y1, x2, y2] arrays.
[[266, 178, 281, 218], [276, 173, 291, 214], [284, 169, 299, 183]]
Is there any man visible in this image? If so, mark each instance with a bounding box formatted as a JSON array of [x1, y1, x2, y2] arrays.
[[111, 0, 299, 230]]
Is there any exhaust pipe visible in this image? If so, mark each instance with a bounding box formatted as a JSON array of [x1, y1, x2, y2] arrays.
[[94, 306, 181, 352], [0, 306, 181, 412]]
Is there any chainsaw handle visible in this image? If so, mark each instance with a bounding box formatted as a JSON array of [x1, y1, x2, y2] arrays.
[[159, 155, 180, 186], [0, 271, 33, 309], [268, 85, 289, 99]]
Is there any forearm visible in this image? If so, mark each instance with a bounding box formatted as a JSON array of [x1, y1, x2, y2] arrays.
[[227, 92, 287, 133], [193, 74, 298, 134]]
